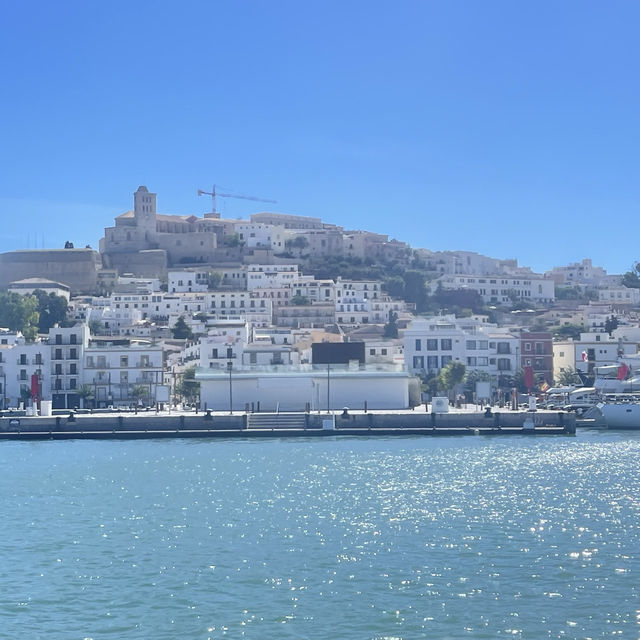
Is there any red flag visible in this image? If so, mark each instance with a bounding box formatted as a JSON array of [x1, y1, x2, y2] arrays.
[[524, 366, 534, 391], [617, 363, 629, 380], [30, 374, 39, 400]]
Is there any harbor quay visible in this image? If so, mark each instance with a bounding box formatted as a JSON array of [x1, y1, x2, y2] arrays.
[[0, 405, 576, 440]]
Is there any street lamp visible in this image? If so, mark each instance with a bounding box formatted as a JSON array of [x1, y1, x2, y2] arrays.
[[326, 363, 331, 413], [227, 360, 233, 414]]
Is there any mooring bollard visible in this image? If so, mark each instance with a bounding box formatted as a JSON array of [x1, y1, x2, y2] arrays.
[[204, 410, 213, 421]]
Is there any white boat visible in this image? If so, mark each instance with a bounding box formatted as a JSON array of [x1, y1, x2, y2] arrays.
[[589, 401, 640, 429]]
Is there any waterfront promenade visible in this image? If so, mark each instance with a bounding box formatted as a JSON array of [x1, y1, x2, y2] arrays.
[[0, 404, 576, 440]]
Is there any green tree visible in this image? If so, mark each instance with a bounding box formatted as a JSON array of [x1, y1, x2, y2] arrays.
[[33, 290, 68, 332], [553, 323, 583, 340], [172, 316, 194, 340], [89, 319, 104, 336], [556, 367, 580, 386], [0, 292, 39, 341], [383, 310, 399, 338], [223, 233, 243, 248], [76, 384, 94, 409], [383, 276, 405, 299], [621, 262, 640, 289], [130, 384, 149, 405], [464, 369, 492, 395], [207, 272, 223, 290], [403, 270, 429, 311], [438, 361, 466, 398], [176, 366, 200, 404], [285, 236, 309, 251], [604, 315, 618, 336]]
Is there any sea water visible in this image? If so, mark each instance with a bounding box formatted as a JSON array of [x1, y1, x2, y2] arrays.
[[1, 432, 639, 639]]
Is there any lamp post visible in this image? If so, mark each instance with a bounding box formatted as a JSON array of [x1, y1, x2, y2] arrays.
[[227, 360, 233, 414], [326, 363, 330, 413], [0, 371, 5, 410]]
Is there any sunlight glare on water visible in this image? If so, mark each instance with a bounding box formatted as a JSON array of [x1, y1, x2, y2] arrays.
[[1, 432, 639, 639]]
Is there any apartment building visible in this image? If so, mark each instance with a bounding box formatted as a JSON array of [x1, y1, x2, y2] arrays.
[[431, 273, 555, 305]]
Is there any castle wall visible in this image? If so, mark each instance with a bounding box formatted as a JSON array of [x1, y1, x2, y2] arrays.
[[0, 249, 100, 294]]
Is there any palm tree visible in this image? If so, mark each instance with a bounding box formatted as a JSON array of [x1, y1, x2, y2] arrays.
[[76, 384, 94, 409], [130, 384, 149, 407]]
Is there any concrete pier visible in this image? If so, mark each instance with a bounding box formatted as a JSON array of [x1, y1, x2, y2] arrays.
[[0, 408, 575, 440]]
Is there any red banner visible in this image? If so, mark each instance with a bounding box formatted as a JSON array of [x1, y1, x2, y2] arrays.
[[523, 366, 534, 391], [31, 374, 39, 399]]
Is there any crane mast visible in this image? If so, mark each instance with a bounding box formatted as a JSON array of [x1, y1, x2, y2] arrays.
[[197, 185, 276, 215]]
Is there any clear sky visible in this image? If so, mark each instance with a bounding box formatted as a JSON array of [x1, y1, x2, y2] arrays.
[[1, 1, 639, 274]]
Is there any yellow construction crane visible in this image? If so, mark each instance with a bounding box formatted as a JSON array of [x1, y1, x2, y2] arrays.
[[197, 185, 276, 215]]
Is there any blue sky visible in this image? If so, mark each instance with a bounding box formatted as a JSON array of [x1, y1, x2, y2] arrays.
[[1, 1, 639, 274]]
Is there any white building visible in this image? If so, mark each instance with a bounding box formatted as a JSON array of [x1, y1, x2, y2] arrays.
[[403, 316, 519, 380], [50, 324, 90, 410], [0, 340, 50, 409], [430, 273, 555, 305], [545, 259, 610, 286], [598, 286, 640, 306], [83, 339, 164, 408], [8, 278, 71, 300], [87, 307, 144, 334], [246, 264, 299, 291], [199, 320, 251, 370], [233, 222, 285, 250], [196, 364, 411, 411], [553, 333, 638, 381], [168, 270, 209, 293]]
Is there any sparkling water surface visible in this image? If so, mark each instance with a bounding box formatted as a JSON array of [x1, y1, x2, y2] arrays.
[[1, 431, 639, 639]]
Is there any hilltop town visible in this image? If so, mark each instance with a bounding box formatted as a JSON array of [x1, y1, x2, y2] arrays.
[[1, 185, 639, 411]]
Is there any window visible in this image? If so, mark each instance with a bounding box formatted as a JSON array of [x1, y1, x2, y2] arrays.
[[477, 357, 488, 366], [69, 378, 77, 389], [497, 358, 511, 371], [20, 369, 27, 380], [370, 349, 376, 356], [55, 334, 62, 345], [69, 363, 77, 375], [497, 343, 510, 354], [412, 356, 424, 369], [441, 339, 452, 351], [525, 343, 532, 351], [467, 357, 477, 366], [19, 354, 27, 365], [120, 356, 128, 367], [426, 339, 438, 351], [69, 348, 77, 360], [466, 340, 476, 350], [70, 334, 77, 345], [478, 340, 488, 350], [415, 339, 422, 351], [427, 356, 438, 371], [381, 348, 387, 356], [441, 355, 452, 367]]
